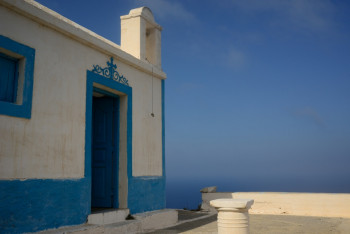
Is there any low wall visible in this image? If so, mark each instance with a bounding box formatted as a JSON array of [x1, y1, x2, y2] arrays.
[[202, 192, 350, 218]]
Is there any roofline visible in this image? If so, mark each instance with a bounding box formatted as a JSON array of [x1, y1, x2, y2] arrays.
[[0, 0, 166, 79]]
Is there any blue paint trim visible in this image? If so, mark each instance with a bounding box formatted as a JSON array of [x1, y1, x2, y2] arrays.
[[162, 80, 165, 178], [0, 35, 35, 119], [86, 70, 132, 210], [0, 178, 89, 234], [128, 176, 166, 213], [91, 57, 129, 86], [87, 67, 166, 214]]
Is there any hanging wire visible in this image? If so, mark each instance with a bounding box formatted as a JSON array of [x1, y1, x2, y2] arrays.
[[146, 58, 155, 118], [151, 66, 155, 117]]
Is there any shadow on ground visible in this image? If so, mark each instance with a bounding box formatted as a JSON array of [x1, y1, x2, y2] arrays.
[[146, 212, 217, 234]]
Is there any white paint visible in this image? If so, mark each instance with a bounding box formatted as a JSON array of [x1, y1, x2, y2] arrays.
[[118, 94, 129, 208], [233, 192, 350, 218], [202, 192, 234, 213], [210, 199, 254, 234], [0, 0, 166, 79], [202, 191, 350, 218], [121, 7, 162, 68], [132, 70, 163, 176], [0, 0, 165, 179]]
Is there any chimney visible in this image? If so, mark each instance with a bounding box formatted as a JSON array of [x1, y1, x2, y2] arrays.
[[120, 7, 162, 69]]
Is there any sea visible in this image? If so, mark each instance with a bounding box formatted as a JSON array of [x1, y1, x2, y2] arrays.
[[166, 175, 350, 210]]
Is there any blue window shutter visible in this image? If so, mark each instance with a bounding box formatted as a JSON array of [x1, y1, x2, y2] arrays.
[[0, 54, 18, 102]]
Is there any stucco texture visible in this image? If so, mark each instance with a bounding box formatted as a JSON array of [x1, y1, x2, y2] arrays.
[[0, 4, 163, 179]]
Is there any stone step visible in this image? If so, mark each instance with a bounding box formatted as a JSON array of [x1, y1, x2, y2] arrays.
[[133, 209, 178, 231], [104, 220, 141, 234], [87, 208, 130, 225], [36, 209, 178, 234]]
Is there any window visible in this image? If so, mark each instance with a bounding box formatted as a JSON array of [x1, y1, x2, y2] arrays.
[[0, 53, 18, 103], [0, 35, 35, 119]]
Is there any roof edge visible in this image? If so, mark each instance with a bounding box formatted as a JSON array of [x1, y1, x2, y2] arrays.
[[0, 0, 166, 79]]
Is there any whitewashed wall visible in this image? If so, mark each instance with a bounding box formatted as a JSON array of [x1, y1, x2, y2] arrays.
[[0, 2, 164, 179]]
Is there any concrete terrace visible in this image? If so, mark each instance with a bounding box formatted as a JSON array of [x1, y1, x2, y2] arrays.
[[36, 191, 350, 233], [35, 209, 350, 233], [147, 210, 350, 234]]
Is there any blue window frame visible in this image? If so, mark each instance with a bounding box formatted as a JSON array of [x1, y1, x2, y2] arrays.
[[0, 35, 35, 119], [0, 52, 19, 103]]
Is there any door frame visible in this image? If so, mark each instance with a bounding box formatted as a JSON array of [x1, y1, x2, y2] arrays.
[[91, 88, 119, 208], [86, 70, 133, 213]]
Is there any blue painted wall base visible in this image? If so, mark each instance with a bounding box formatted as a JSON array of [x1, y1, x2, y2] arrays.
[[128, 177, 166, 214], [0, 178, 89, 234]]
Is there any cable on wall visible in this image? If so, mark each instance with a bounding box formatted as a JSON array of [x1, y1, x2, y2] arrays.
[[146, 58, 155, 118]]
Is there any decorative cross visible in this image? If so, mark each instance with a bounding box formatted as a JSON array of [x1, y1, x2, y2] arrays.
[[91, 57, 129, 86]]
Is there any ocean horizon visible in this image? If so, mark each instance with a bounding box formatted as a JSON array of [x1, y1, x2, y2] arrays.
[[166, 175, 350, 210]]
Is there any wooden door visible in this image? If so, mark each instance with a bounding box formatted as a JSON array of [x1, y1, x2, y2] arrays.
[[91, 96, 116, 207]]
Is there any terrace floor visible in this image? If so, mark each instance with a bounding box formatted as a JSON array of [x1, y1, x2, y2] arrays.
[[146, 210, 350, 233]]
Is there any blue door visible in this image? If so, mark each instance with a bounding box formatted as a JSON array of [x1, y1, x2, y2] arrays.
[[92, 96, 117, 208]]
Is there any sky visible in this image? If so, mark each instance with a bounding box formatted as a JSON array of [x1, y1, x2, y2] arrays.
[[36, 0, 350, 205]]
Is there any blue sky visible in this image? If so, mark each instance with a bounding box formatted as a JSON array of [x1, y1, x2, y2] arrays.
[[36, 0, 350, 195]]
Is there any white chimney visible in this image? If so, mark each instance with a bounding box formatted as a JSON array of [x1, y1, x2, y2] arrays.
[[120, 7, 162, 69]]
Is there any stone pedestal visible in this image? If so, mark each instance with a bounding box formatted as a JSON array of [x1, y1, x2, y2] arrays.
[[210, 199, 254, 234]]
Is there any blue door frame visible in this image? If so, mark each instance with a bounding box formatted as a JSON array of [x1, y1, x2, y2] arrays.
[[85, 70, 132, 212], [86, 59, 165, 214]]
